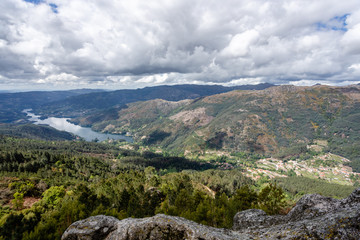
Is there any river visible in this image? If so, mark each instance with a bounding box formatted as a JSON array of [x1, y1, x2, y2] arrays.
[[23, 109, 133, 142]]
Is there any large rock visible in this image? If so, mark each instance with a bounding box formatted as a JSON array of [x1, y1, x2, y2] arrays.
[[232, 209, 282, 230], [286, 193, 340, 221], [233, 188, 360, 239], [62, 188, 360, 240], [61, 215, 118, 240], [62, 214, 250, 240]]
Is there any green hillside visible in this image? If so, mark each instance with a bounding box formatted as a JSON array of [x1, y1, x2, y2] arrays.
[[85, 85, 360, 172], [0, 124, 75, 141], [0, 135, 280, 239]]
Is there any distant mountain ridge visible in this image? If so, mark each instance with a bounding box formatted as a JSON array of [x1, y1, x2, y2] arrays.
[[0, 89, 105, 123], [0, 83, 274, 126], [33, 83, 275, 118]]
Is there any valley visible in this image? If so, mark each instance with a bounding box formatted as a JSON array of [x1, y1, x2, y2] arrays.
[[23, 109, 132, 142], [3, 1, 360, 238], [0, 84, 360, 239], [117, 138, 360, 187]]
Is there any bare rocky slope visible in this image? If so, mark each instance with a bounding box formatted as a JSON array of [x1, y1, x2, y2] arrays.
[[62, 188, 360, 239]]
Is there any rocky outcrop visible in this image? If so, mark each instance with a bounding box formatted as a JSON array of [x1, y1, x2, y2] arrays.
[[232, 209, 283, 230], [62, 188, 360, 240], [62, 214, 250, 240], [233, 188, 360, 239], [62, 215, 119, 240]]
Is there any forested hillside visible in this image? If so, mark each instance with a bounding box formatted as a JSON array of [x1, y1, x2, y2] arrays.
[[0, 124, 75, 141], [0, 136, 277, 239], [0, 135, 355, 239], [84, 85, 360, 172]]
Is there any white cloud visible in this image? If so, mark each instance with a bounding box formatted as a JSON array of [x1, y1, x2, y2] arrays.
[[0, 39, 7, 48], [348, 63, 360, 77], [341, 23, 360, 54], [0, 0, 360, 90], [297, 35, 321, 51], [221, 30, 260, 57], [136, 74, 170, 84], [35, 73, 79, 85], [224, 77, 264, 86]]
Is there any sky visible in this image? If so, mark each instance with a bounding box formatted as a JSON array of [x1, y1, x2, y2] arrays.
[[0, 0, 360, 90]]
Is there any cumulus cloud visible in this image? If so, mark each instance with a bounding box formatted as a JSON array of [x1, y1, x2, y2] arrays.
[[0, 0, 360, 90], [341, 24, 360, 54], [221, 30, 260, 57], [35, 73, 79, 85]]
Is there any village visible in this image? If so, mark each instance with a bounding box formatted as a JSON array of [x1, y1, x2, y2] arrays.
[[244, 153, 360, 186]]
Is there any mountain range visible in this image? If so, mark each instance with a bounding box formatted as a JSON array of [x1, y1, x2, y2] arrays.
[[33, 83, 274, 118], [74, 84, 360, 172], [0, 83, 274, 123]]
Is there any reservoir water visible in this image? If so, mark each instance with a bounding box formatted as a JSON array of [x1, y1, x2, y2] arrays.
[[23, 109, 133, 142]]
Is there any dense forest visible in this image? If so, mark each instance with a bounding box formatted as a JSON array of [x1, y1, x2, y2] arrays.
[[0, 135, 356, 240]]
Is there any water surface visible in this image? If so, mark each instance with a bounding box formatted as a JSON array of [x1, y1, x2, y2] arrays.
[[23, 109, 132, 142]]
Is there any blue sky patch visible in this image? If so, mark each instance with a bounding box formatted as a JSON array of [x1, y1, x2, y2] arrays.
[[23, 0, 58, 13], [24, 0, 44, 4], [49, 3, 58, 13], [316, 14, 349, 32]]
